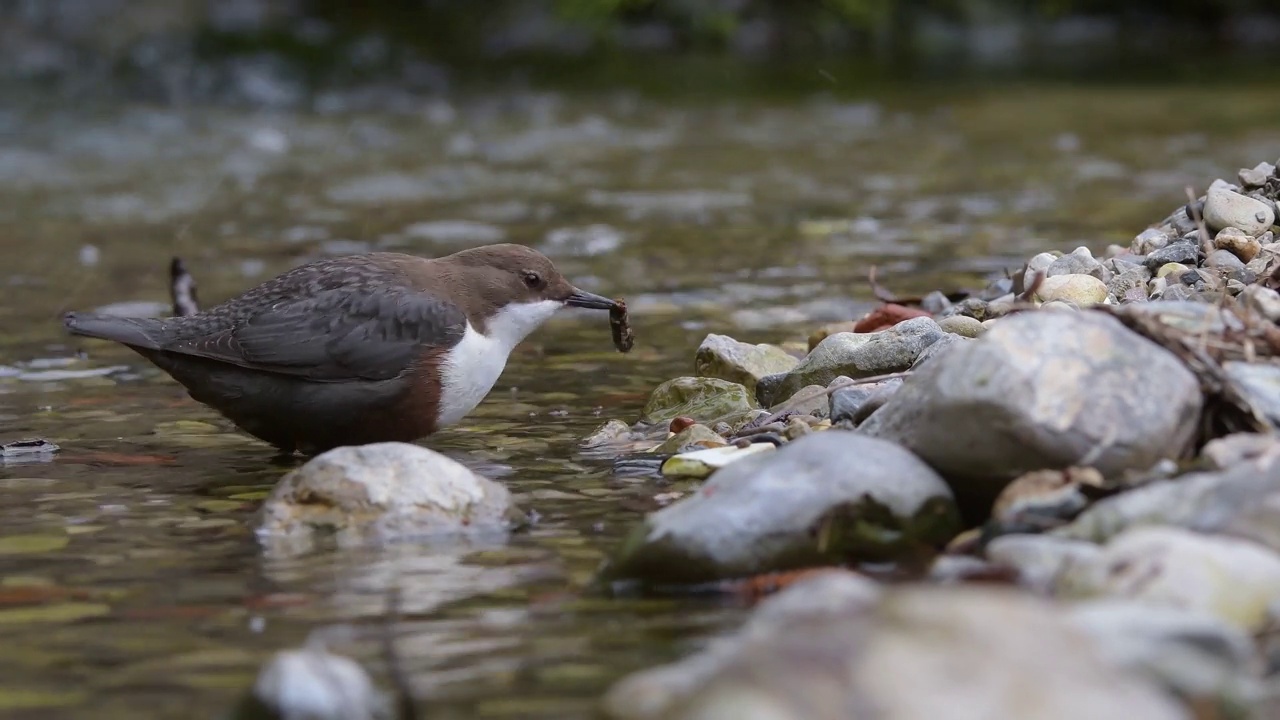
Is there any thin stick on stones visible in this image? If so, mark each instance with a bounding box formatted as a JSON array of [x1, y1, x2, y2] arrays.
[[867, 265, 900, 303], [1185, 186, 1214, 258], [169, 256, 200, 317], [1017, 270, 1044, 303], [756, 370, 912, 427]]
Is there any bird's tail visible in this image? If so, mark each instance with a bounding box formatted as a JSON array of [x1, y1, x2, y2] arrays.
[[63, 312, 166, 350]]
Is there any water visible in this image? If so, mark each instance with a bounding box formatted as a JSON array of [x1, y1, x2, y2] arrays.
[[2, 80, 1280, 718]]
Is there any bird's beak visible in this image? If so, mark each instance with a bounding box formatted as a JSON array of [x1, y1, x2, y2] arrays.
[[564, 287, 617, 310]]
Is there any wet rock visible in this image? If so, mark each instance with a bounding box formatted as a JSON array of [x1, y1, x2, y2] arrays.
[[256, 443, 524, 550], [953, 297, 992, 321], [603, 584, 1185, 720], [640, 377, 756, 427], [652, 424, 726, 454], [1055, 526, 1280, 633], [1144, 241, 1200, 271], [829, 376, 903, 424], [694, 334, 799, 396], [859, 310, 1202, 504], [599, 431, 960, 585], [1068, 599, 1262, 715], [1035, 273, 1110, 306], [985, 534, 1103, 593], [760, 317, 942, 407], [937, 314, 985, 338], [1214, 226, 1262, 262], [1204, 187, 1275, 236], [1047, 246, 1105, 279], [1223, 361, 1280, 426], [235, 644, 386, 720], [1055, 447, 1280, 551]]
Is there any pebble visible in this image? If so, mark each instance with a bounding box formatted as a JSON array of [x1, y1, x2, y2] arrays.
[[651, 424, 726, 454], [659, 443, 774, 479], [937, 314, 985, 338], [1034, 273, 1110, 306], [1046, 246, 1105, 279], [693, 334, 799, 396], [1132, 228, 1170, 255], [1026, 251, 1058, 276], [1204, 249, 1246, 272], [828, 375, 903, 424], [1238, 161, 1275, 188], [1203, 187, 1275, 236], [759, 317, 943, 407], [1213, 226, 1262, 262], [1143, 242, 1200, 271], [639, 377, 756, 427]]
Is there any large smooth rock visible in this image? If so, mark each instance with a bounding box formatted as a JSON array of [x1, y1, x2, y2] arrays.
[[599, 431, 960, 585], [694, 334, 799, 396], [1054, 444, 1280, 551], [603, 582, 1186, 720], [759, 317, 943, 407], [1203, 187, 1275, 236], [1054, 526, 1280, 633], [1223, 361, 1280, 427], [639, 377, 756, 427], [256, 443, 524, 550], [859, 310, 1202, 503]]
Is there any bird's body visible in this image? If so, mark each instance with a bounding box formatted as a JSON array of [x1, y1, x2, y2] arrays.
[[63, 244, 616, 455]]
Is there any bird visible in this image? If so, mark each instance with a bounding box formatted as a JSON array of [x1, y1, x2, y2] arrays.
[[63, 243, 618, 456]]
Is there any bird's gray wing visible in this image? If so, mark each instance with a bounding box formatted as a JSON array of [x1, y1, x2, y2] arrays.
[[162, 287, 468, 382]]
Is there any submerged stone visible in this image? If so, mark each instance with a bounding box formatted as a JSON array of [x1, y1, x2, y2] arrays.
[[639, 377, 756, 427]]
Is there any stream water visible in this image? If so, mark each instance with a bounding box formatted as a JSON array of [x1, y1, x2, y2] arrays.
[[2, 79, 1280, 718]]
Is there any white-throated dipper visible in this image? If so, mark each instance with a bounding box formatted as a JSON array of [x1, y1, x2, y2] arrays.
[[63, 243, 619, 455]]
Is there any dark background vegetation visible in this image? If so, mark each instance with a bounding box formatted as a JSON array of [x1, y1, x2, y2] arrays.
[[4, 0, 1280, 104]]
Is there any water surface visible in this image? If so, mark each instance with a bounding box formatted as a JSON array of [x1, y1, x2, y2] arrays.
[[2, 81, 1280, 718]]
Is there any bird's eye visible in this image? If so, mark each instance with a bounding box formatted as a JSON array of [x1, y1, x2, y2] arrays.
[[521, 271, 543, 289]]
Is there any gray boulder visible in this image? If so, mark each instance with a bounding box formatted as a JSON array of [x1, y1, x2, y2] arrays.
[[599, 430, 960, 585], [859, 310, 1202, 503], [694, 334, 799, 396], [759, 317, 943, 407], [257, 442, 524, 551]]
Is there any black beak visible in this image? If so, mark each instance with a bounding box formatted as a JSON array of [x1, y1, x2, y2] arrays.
[[565, 288, 617, 310]]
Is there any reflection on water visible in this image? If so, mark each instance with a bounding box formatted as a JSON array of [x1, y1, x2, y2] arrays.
[[2, 81, 1280, 717]]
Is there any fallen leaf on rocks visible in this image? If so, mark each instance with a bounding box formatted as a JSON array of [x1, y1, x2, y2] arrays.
[[853, 303, 932, 333]]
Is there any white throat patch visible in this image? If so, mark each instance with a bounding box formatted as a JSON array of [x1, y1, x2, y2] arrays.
[[435, 299, 564, 428]]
